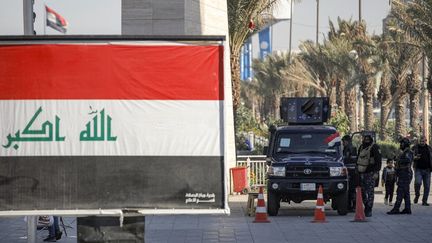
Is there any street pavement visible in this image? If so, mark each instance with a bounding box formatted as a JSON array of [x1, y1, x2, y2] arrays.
[[1, 192, 432, 243]]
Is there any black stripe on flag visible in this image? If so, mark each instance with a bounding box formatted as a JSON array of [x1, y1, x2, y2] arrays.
[[0, 156, 224, 210]]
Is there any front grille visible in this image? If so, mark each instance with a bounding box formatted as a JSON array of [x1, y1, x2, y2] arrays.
[[286, 165, 329, 178]]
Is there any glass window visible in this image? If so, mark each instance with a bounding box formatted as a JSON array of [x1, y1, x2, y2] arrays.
[[274, 131, 341, 155]]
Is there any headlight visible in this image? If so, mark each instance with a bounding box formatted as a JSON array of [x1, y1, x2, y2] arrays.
[[268, 166, 285, 177], [329, 167, 343, 177]]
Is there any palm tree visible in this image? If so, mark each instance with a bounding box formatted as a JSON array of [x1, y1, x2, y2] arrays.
[[384, 20, 421, 139], [407, 67, 422, 137], [295, 41, 333, 98], [252, 52, 291, 119], [228, 0, 279, 111], [326, 19, 360, 131], [284, 53, 327, 96], [391, 0, 432, 92], [351, 22, 380, 131], [287, 19, 364, 132], [391, 0, 432, 139]]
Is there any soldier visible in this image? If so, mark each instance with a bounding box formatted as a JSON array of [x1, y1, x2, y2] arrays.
[[387, 137, 414, 215], [342, 135, 357, 212], [356, 135, 382, 217]]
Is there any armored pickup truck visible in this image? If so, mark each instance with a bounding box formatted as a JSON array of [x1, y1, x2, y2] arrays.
[[265, 97, 349, 216]]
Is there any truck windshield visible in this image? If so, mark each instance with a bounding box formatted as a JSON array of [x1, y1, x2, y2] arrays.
[[274, 132, 341, 156]]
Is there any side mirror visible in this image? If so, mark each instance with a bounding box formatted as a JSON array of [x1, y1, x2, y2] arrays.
[[263, 146, 268, 155]]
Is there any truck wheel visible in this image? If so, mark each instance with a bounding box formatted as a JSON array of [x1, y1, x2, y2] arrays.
[[335, 191, 348, 216], [267, 191, 280, 216]]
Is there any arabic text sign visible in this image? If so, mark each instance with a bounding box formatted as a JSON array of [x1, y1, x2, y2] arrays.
[[3, 106, 116, 150]]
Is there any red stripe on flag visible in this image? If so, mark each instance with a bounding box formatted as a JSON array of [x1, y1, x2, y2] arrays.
[[324, 132, 340, 144], [0, 44, 224, 100]]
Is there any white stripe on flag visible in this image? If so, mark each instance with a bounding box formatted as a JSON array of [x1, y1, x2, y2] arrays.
[[0, 100, 223, 156]]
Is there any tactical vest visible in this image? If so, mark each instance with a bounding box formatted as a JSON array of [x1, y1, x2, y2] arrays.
[[357, 145, 374, 173], [396, 149, 413, 170]]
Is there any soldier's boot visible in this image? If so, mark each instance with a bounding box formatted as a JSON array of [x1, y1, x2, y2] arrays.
[[414, 184, 420, 204], [364, 206, 372, 217], [387, 208, 400, 215], [400, 208, 412, 215], [384, 197, 388, 205]]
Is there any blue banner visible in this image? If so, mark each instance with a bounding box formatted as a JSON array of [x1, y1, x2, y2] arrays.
[[240, 38, 252, 81], [259, 26, 272, 59]]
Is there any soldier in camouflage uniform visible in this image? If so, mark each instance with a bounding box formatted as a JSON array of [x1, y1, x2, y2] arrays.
[[388, 137, 414, 215], [356, 135, 382, 217]]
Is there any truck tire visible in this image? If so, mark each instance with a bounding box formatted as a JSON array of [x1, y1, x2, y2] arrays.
[[267, 191, 280, 216], [335, 191, 348, 216]]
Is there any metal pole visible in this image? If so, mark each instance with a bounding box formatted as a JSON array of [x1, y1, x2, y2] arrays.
[[288, 0, 293, 62], [423, 54, 430, 140], [316, 0, 319, 45], [27, 216, 37, 243], [23, 0, 34, 35], [359, 0, 362, 22], [44, 4, 47, 35]]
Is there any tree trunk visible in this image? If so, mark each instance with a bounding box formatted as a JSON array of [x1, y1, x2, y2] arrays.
[[345, 89, 357, 133], [358, 91, 364, 130], [378, 69, 392, 140], [363, 91, 375, 131], [328, 85, 337, 110], [408, 70, 421, 137], [380, 104, 390, 141], [273, 93, 280, 120], [230, 52, 241, 111], [336, 78, 346, 111], [395, 93, 407, 139]]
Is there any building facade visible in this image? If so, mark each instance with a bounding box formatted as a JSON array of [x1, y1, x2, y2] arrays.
[[122, 0, 228, 35]]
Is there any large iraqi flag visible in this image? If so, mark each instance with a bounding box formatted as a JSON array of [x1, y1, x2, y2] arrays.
[[0, 42, 227, 212]]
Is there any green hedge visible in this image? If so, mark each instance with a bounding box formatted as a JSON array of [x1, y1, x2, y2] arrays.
[[377, 140, 399, 159]]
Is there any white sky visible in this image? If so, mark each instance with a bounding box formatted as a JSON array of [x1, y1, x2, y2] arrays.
[[292, 0, 391, 48], [0, 0, 121, 35], [0, 0, 390, 50]]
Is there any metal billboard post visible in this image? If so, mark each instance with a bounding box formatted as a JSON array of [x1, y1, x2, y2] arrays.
[[23, 1, 36, 241], [27, 216, 37, 243]]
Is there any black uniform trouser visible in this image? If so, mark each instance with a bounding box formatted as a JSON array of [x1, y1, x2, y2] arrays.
[[348, 169, 357, 209], [384, 181, 395, 202], [394, 171, 413, 211]]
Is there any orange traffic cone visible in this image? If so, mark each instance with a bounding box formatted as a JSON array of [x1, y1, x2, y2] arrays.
[[253, 186, 270, 223], [352, 186, 367, 222], [312, 185, 327, 223]]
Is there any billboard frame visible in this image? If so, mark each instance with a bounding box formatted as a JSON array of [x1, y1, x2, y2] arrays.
[[0, 35, 231, 217]]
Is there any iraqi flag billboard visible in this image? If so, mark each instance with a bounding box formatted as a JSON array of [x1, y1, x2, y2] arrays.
[[0, 38, 229, 214]]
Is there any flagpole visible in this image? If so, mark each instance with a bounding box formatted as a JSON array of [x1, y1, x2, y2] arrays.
[[23, 0, 34, 35], [44, 4, 46, 35]]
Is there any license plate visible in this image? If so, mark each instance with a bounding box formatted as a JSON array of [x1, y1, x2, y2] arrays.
[[300, 183, 316, 191]]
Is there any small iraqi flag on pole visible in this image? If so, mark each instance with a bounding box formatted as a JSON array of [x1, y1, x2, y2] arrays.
[[45, 5, 68, 33]]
